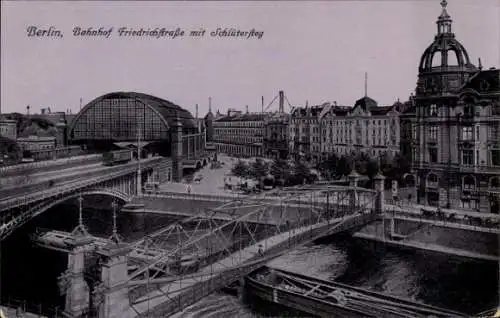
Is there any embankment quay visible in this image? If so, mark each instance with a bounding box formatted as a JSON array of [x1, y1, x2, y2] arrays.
[[125, 191, 499, 260]]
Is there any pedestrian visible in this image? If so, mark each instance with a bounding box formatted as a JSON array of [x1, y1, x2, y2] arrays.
[[258, 244, 264, 257], [187, 185, 191, 194]]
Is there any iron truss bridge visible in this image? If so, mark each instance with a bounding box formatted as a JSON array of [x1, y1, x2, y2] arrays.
[[122, 185, 378, 317]]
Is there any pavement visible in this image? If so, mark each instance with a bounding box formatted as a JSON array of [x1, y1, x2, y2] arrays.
[[158, 155, 251, 197]]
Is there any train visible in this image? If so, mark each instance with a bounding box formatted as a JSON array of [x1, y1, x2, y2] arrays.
[[102, 149, 133, 166]]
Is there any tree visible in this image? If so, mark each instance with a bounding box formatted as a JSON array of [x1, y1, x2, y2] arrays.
[[293, 159, 310, 184], [249, 158, 269, 181], [270, 158, 292, 181], [365, 159, 379, 180], [336, 155, 352, 178], [231, 160, 249, 178], [316, 153, 339, 180]]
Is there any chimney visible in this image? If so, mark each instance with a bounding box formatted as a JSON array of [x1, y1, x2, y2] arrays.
[[246, 105, 249, 113], [195, 104, 199, 118], [208, 97, 212, 113], [261, 96, 264, 113], [279, 90, 284, 113]]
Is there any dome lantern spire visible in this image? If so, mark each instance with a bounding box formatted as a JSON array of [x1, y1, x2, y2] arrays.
[[437, 0, 453, 35]]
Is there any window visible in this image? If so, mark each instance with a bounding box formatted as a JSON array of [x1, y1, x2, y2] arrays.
[[412, 125, 417, 140], [464, 105, 473, 117], [463, 176, 476, 190], [462, 199, 478, 210], [429, 126, 438, 140], [429, 104, 438, 116], [491, 149, 500, 166], [462, 126, 473, 140], [429, 147, 438, 163], [462, 149, 474, 165], [476, 126, 480, 140]]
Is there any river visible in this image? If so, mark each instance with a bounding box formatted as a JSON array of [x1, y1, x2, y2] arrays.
[[1, 196, 498, 316]]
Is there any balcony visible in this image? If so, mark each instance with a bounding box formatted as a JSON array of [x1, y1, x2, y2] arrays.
[[461, 189, 480, 198]]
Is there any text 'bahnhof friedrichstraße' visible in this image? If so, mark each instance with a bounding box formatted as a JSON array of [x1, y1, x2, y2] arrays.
[[70, 27, 264, 39]]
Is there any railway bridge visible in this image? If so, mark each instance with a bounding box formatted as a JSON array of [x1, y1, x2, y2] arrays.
[[0, 156, 172, 241]]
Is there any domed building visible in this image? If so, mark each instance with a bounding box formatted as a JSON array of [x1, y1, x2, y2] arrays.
[[411, 0, 500, 212]]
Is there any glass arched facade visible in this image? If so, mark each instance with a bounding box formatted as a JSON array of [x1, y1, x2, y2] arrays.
[[70, 96, 169, 141]]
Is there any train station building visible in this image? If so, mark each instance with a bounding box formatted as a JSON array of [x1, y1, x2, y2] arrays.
[[68, 92, 209, 180]]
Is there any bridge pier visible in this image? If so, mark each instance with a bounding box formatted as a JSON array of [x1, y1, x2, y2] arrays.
[[59, 234, 94, 317], [171, 114, 184, 182], [94, 242, 132, 318], [374, 173, 385, 215], [348, 171, 359, 212]]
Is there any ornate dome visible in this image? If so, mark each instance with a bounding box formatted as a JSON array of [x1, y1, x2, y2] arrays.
[[418, 0, 476, 73]]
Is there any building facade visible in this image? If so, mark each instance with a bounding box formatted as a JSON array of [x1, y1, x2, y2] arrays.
[[17, 135, 56, 152], [212, 109, 266, 157], [264, 112, 289, 159], [289, 98, 404, 162], [0, 119, 17, 140], [289, 103, 327, 162], [411, 1, 500, 212], [319, 98, 403, 159]]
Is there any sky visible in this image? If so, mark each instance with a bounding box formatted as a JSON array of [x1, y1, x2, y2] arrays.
[[1, 0, 499, 117]]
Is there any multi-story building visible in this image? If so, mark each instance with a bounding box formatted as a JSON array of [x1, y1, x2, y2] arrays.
[[0, 118, 17, 140], [400, 96, 417, 171], [264, 91, 289, 159], [411, 0, 500, 212], [289, 97, 405, 161], [212, 108, 266, 157], [319, 97, 404, 159], [264, 112, 289, 159], [289, 103, 328, 162]]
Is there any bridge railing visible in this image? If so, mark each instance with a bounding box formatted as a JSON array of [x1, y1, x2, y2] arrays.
[[141, 187, 376, 208], [0, 153, 102, 176], [2, 297, 63, 318], [385, 210, 500, 234]]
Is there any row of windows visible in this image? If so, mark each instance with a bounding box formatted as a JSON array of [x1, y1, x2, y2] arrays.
[[422, 103, 500, 117], [413, 124, 494, 141], [213, 121, 263, 128], [427, 148, 500, 166], [213, 128, 262, 136]]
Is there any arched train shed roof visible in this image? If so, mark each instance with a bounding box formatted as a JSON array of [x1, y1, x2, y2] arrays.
[[72, 92, 196, 131]]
